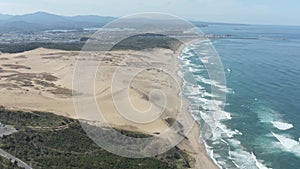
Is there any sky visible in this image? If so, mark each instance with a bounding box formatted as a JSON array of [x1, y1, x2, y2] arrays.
[[0, 0, 300, 25]]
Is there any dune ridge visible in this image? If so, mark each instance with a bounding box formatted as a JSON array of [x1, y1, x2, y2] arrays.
[[0, 47, 218, 169]]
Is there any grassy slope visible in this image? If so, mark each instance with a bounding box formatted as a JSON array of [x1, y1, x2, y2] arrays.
[[0, 108, 191, 169]]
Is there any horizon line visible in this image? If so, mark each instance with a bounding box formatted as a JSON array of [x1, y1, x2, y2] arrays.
[[1, 10, 300, 27]]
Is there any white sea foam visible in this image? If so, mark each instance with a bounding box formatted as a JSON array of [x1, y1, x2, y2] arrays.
[[203, 121, 238, 140], [204, 142, 224, 169], [190, 63, 204, 69], [188, 67, 204, 73], [203, 92, 218, 98], [195, 76, 212, 85], [181, 40, 279, 169], [185, 84, 234, 141], [256, 106, 280, 123], [234, 129, 243, 135], [192, 98, 231, 121], [272, 132, 300, 157], [256, 106, 294, 130], [181, 58, 191, 65], [200, 57, 210, 64], [271, 121, 294, 130], [199, 51, 209, 55], [226, 138, 271, 169], [228, 138, 241, 145], [213, 109, 232, 120], [179, 44, 254, 169], [185, 84, 204, 96], [220, 139, 229, 146], [177, 71, 184, 78], [251, 153, 271, 169], [195, 76, 231, 93], [229, 149, 271, 169], [195, 111, 235, 141]]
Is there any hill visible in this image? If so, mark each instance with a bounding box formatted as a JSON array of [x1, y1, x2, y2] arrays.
[[0, 11, 116, 33]]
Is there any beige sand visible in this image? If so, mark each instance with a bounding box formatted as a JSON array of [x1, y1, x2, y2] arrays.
[[0, 47, 218, 169]]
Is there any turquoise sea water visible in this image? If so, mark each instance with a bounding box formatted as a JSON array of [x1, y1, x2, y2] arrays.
[[180, 25, 300, 169]]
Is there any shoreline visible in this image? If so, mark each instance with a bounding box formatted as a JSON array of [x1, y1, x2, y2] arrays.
[[174, 42, 219, 169]]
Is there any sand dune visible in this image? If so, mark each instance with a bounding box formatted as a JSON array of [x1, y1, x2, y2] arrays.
[[0, 47, 218, 169]]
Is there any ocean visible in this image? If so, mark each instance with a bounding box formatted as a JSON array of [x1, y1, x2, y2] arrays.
[[179, 24, 300, 169]]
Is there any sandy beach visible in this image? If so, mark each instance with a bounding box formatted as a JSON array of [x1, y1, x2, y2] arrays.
[[0, 47, 218, 168]]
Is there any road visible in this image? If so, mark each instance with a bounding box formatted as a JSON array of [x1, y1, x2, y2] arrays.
[[0, 124, 32, 169], [0, 148, 32, 169]]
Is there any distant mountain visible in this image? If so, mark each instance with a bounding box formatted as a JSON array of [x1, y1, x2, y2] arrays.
[[0, 11, 247, 33], [0, 11, 116, 33], [8, 12, 69, 24]]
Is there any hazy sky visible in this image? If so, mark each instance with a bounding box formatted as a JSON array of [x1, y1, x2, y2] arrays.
[[0, 0, 299, 25]]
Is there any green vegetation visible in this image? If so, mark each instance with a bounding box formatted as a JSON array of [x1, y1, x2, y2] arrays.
[[115, 128, 151, 138], [0, 33, 182, 54], [0, 107, 74, 130], [0, 156, 21, 169], [0, 108, 192, 169], [0, 42, 84, 53], [111, 33, 182, 51]]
